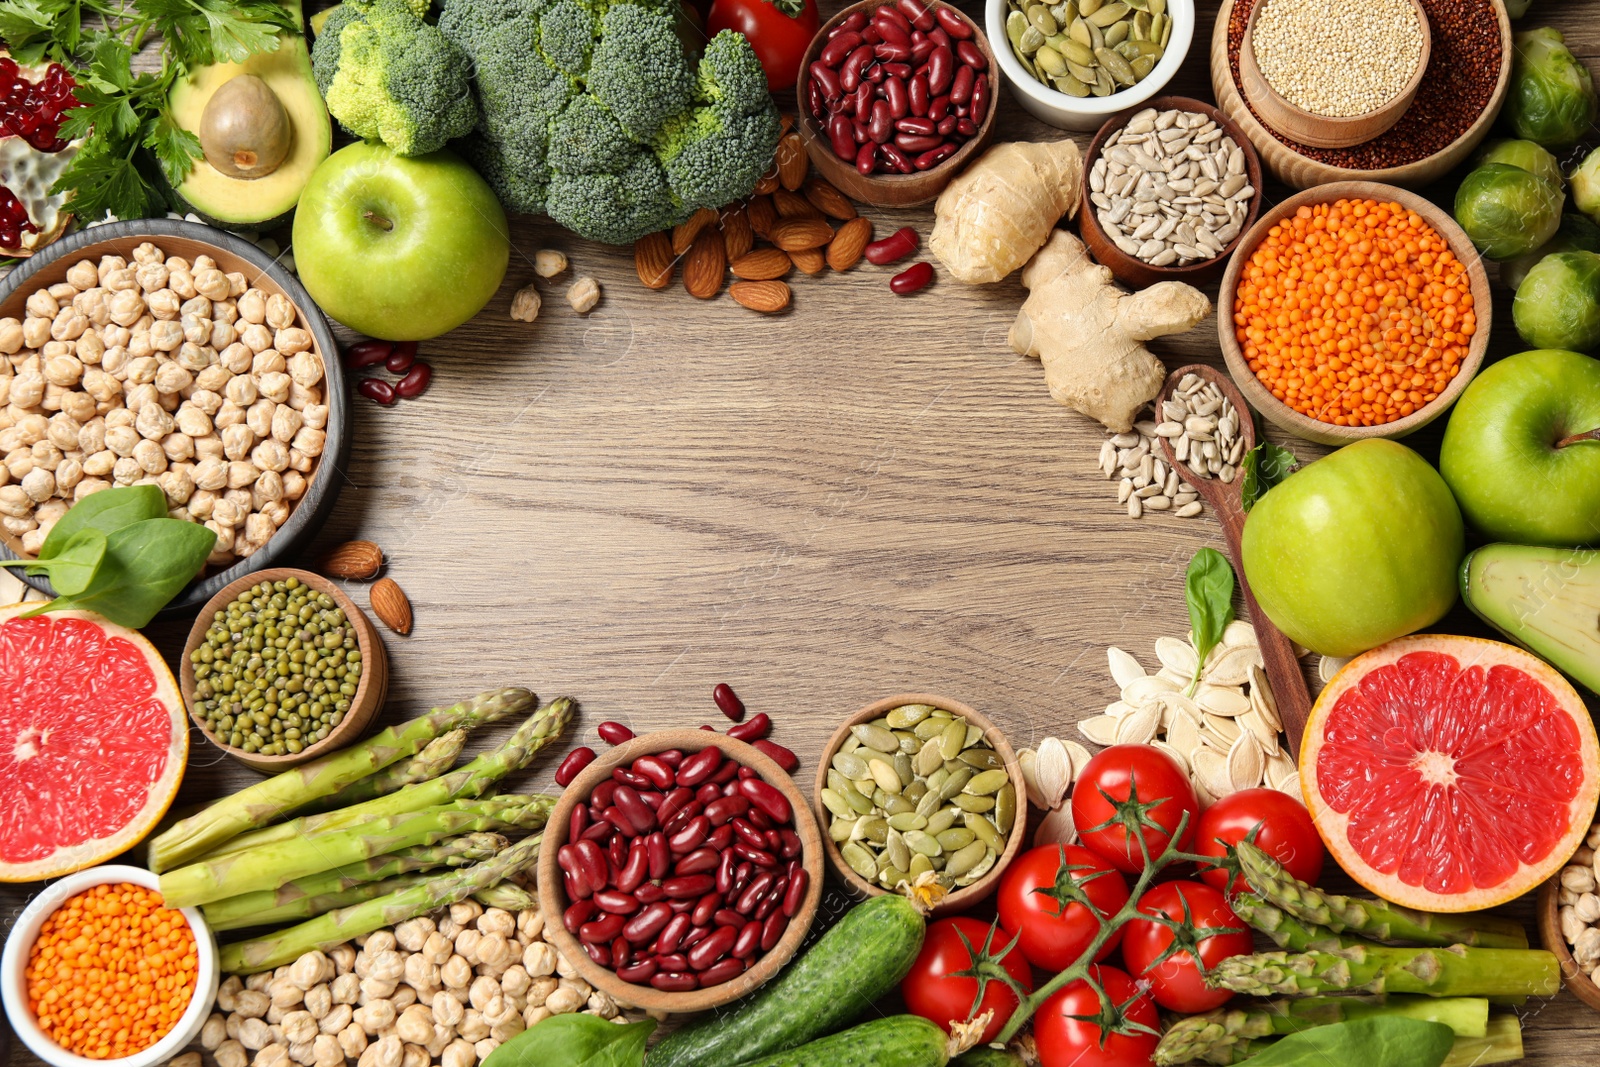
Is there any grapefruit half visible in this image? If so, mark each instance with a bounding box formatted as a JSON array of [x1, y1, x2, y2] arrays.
[[1302, 634, 1599, 912], [0, 604, 187, 881]]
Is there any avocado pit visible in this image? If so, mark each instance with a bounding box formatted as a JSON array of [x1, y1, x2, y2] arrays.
[[199, 73, 292, 179]]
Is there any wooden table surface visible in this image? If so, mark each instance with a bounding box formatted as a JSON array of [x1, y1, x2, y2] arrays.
[[5, 0, 1600, 1062]]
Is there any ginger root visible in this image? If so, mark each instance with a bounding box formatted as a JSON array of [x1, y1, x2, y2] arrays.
[[1009, 230, 1211, 432], [929, 140, 1082, 285]]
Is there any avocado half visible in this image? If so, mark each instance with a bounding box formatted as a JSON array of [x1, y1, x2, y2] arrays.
[[1461, 542, 1600, 695], [164, 0, 330, 229]]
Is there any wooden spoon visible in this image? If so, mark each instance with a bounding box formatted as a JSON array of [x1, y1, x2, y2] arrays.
[[1154, 363, 1314, 762]]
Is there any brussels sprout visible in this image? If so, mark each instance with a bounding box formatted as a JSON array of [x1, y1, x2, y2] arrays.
[[1573, 145, 1600, 225], [1503, 0, 1531, 15], [1505, 28, 1598, 148], [1475, 138, 1563, 186], [1503, 213, 1600, 290], [1513, 251, 1600, 351], [1454, 162, 1565, 260]]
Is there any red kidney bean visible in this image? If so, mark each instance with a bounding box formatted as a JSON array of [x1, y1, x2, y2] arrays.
[[915, 143, 953, 167], [853, 118, 870, 143], [891, 261, 935, 294], [911, 37, 936, 63], [608, 834, 629, 872], [733, 842, 778, 869], [735, 918, 764, 957], [584, 941, 612, 968], [614, 787, 658, 834], [884, 75, 909, 117], [564, 898, 596, 933], [775, 829, 800, 859], [611, 767, 651, 790], [632, 755, 675, 790], [579, 913, 627, 944], [645, 832, 670, 880], [840, 44, 873, 91], [613, 938, 633, 970], [936, 114, 957, 136], [681, 925, 711, 950], [705, 795, 750, 826], [874, 40, 911, 63], [726, 713, 772, 743], [395, 362, 432, 399], [699, 958, 747, 986], [929, 24, 952, 48], [832, 9, 866, 34], [730, 817, 767, 850], [691, 891, 723, 926], [557, 845, 589, 896], [651, 972, 697, 992], [951, 64, 974, 106], [869, 99, 893, 144], [602, 807, 634, 835], [783, 869, 809, 917], [616, 841, 649, 893], [895, 116, 937, 136], [597, 721, 635, 746], [970, 73, 989, 122], [591, 780, 618, 809], [936, 6, 973, 37], [384, 347, 415, 375], [706, 823, 735, 851], [358, 378, 396, 406], [735, 783, 786, 829], [568, 804, 588, 844], [928, 92, 951, 121], [761, 910, 790, 951], [712, 907, 744, 928], [828, 113, 858, 159], [763, 829, 783, 854], [696, 784, 725, 809], [616, 959, 657, 984], [731, 860, 754, 894], [675, 846, 720, 875], [668, 815, 711, 855], [737, 871, 774, 914], [580, 819, 614, 844], [807, 77, 824, 119], [884, 61, 912, 79], [956, 118, 977, 136], [820, 30, 861, 67], [866, 62, 887, 83], [811, 62, 842, 103], [658, 749, 684, 767], [657, 951, 691, 973], [926, 46, 953, 95], [669, 898, 696, 916], [688, 925, 738, 971], [661, 802, 696, 837], [593, 889, 640, 915], [555, 746, 596, 787], [635, 882, 666, 904], [866, 225, 921, 266], [874, 10, 909, 41], [738, 766, 759, 780], [956, 40, 987, 69], [653, 913, 692, 954], [856, 141, 877, 175], [746, 808, 774, 831], [897, 0, 935, 30], [716, 850, 739, 895], [709, 681, 745, 722], [344, 339, 392, 369], [637, 790, 664, 811], [574, 839, 609, 889], [863, 22, 882, 43], [663, 874, 716, 900], [657, 786, 696, 827], [852, 79, 874, 117]]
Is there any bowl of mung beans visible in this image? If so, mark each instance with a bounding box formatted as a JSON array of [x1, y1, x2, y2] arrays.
[[815, 693, 1026, 915], [180, 567, 389, 771]]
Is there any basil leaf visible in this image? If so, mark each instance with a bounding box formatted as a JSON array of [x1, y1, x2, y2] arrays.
[[37, 485, 166, 561], [1184, 547, 1236, 696], [0, 528, 107, 596], [1239, 443, 1299, 512], [483, 1015, 655, 1067], [1237, 1018, 1455, 1067], [27, 518, 215, 628]]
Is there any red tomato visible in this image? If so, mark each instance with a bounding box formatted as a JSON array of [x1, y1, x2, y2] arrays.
[[1071, 744, 1199, 874], [1195, 787, 1326, 897], [997, 845, 1131, 971], [1035, 965, 1160, 1067], [706, 0, 820, 92], [1120, 881, 1254, 1013], [900, 917, 1032, 1044]]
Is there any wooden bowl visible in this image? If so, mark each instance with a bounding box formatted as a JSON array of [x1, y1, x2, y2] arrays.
[[1211, 0, 1512, 189], [814, 693, 1026, 916], [1217, 181, 1491, 446], [1238, 0, 1430, 149], [794, 0, 999, 208], [0, 219, 349, 618], [180, 567, 388, 772], [1079, 96, 1264, 288], [1537, 875, 1600, 1013], [537, 729, 825, 1014]]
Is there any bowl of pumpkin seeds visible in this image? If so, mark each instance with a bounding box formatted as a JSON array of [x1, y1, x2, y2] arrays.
[[987, 0, 1194, 130], [814, 694, 1027, 915]]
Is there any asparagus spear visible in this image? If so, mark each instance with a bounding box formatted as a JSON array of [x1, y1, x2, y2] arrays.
[[304, 729, 469, 813], [1153, 996, 1490, 1065], [220, 834, 543, 973], [200, 833, 507, 930], [1236, 842, 1529, 949], [1229, 893, 1349, 952], [471, 881, 536, 912], [1443, 1015, 1523, 1067], [149, 688, 534, 872], [1208, 943, 1560, 998], [205, 698, 575, 858], [161, 794, 554, 908]]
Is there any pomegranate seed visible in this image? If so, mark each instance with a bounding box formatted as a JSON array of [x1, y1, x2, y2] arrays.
[[358, 379, 396, 405], [712, 683, 745, 722]]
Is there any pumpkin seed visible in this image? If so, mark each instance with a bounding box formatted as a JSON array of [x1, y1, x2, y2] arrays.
[[888, 811, 926, 832], [853, 722, 899, 752], [857, 816, 889, 845], [938, 719, 968, 761], [894, 752, 915, 785], [841, 734, 862, 754], [916, 789, 943, 818], [1006, 9, 1030, 51], [1080, 0, 1103, 14], [995, 784, 1017, 832], [908, 852, 935, 879], [965, 769, 1011, 795], [927, 807, 960, 835], [953, 793, 995, 813], [904, 830, 943, 857], [887, 703, 936, 728], [829, 817, 855, 843], [840, 783, 874, 814], [945, 840, 990, 878], [1104, 20, 1129, 46], [821, 788, 852, 818], [937, 827, 977, 851], [939, 767, 974, 800], [879, 865, 909, 890], [832, 750, 868, 779], [841, 842, 878, 881], [959, 747, 1005, 770], [903, 779, 928, 803], [1054, 73, 1091, 96], [966, 811, 1006, 851], [914, 716, 950, 741], [883, 794, 916, 816], [1088, 1, 1128, 24], [1020, 24, 1046, 52], [1029, 5, 1059, 34]]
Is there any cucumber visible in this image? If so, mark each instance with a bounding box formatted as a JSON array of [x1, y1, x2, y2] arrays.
[[730, 1016, 949, 1067], [951, 1049, 1025, 1067], [648, 895, 927, 1067]]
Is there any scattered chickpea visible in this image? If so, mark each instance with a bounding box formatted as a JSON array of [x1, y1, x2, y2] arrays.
[[533, 250, 567, 278], [509, 285, 541, 323], [566, 277, 601, 315]]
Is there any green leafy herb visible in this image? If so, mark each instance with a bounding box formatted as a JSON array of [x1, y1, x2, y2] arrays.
[[1235, 1017, 1455, 1067], [0, 528, 106, 596], [0, 0, 119, 65], [26, 517, 215, 628], [35, 484, 166, 561], [1184, 547, 1235, 697], [483, 1015, 655, 1067], [1239, 443, 1299, 512]]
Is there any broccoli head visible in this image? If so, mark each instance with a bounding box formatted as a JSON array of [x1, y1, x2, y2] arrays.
[[312, 0, 478, 157], [438, 0, 781, 246]]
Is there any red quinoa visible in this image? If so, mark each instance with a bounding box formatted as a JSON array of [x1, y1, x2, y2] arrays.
[[1228, 0, 1503, 169]]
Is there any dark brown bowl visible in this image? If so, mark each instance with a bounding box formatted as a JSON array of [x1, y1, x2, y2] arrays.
[[1079, 96, 1263, 288], [794, 0, 999, 208], [1537, 875, 1600, 1013]]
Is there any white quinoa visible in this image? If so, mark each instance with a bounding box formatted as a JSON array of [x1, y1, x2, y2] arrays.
[[1252, 0, 1425, 117]]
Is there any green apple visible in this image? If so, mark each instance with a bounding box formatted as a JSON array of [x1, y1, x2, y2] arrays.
[[1241, 440, 1464, 657], [293, 142, 509, 340], [1439, 349, 1600, 546]]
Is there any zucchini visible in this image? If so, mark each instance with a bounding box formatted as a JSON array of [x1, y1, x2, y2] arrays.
[[730, 1016, 949, 1067], [951, 1049, 1025, 1067], [648, 895, 927, 1067]]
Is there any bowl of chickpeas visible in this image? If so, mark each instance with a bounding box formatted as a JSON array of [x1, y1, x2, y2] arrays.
[[0, 219, 349, 617]]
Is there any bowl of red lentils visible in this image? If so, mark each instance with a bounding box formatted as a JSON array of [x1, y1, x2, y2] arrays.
[[2, 865, 218, 1067], [1217, 180, 1491, 446]]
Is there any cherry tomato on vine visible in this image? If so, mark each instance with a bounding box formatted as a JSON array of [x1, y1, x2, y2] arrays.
[[900, 917, 1032, 1044], [706, 0, 820, 92], [1034, 964, 1160, 1067], [997, 844, 1130, 971], [1071, 744, 1199, 874], [1195, 787, 1325, 897], [1120, 881, 1253, 1013]]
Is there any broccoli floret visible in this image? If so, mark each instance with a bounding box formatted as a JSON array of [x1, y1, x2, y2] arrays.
[[586, 6, 693, 143], [312, 0, 478, 156], [655, 29, 781, 209], [537, 1, 597, 76], [546, 153, 678, 246]]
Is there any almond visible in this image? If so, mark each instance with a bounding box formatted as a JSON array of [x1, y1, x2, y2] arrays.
[[754, 171, 781, 196], [789, 248, 826, 275], [804, 179, 857, 221], [683, 227, 726, 299], [747, 195, 777, 236], [721, 205, 754, 261], [772, 189, 823, 220], [768, 217, 834, 252], [634, 231, 674, 290], [729, 280, 791, 313], [318, 539, 384, 581], [776, 131, 807, 191], [826, 217, 873, 271], [730, 248, 793, 281], [671, 207, 718, 256], [370, 577, 412, 635]]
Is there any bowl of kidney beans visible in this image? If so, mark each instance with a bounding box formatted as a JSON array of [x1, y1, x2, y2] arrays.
[[795, 0, 1000, 208], [536, 728, 825, 1012]]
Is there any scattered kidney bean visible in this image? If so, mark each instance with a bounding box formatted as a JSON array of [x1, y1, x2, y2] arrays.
[[344, 339, 392, 369], [554, 746, 596, 787], [890, 261, 936, 294], [597, 721, 635, 745], [394, 361, 432, 399], [726, 712, 772, 743], [711, 682, 745, 722], [865, 226, 920, 265], [752, 739, 799, 772], [358, 378, 396, 406], [384, 347, 415, 374]]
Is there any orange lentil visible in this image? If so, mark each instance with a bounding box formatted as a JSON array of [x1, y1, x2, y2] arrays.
[[1232, 198, 1475, 427], [25, 883, 197, 1060]]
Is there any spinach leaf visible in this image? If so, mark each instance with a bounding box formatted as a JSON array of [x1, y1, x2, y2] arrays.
[[0, 528, 106, 596], [483, 1015, 655, 1067], [1184, 547, 1236, 696], [25, 518, 215, 628], [1239, 443, 1299, 512], [1237, 1017, 1455, 1067], [36, 485, 165, 562]]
